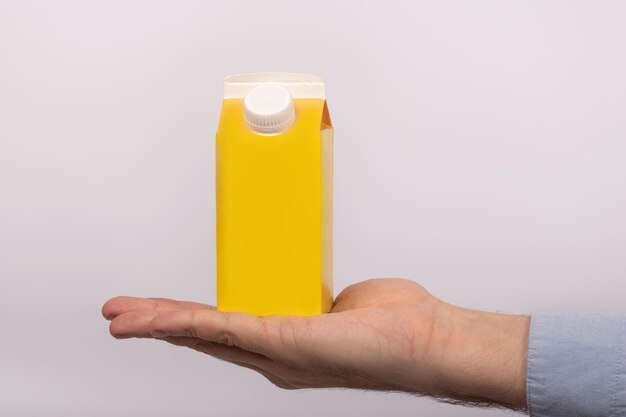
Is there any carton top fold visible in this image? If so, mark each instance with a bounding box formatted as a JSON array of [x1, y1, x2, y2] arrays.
[[224, 72, 325, 99]]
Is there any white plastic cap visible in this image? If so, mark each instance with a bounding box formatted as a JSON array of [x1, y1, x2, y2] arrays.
[[244, 85, 295, 134]]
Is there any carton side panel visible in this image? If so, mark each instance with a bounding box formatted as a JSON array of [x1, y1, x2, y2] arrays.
[[321, 126, 334, 313]]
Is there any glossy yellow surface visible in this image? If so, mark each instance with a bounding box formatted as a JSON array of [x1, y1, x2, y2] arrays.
[[216, 98, 333, 316]]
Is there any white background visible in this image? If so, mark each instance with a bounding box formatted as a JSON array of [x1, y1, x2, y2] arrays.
[[1, 1, 625, 416]]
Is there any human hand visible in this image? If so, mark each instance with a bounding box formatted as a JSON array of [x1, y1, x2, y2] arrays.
[[102, 279, 529, 410]]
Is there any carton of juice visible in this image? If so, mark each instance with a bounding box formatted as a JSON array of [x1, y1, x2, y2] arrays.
[[216, 73, 333, 316]]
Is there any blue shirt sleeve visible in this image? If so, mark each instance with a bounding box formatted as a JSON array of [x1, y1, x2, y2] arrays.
[[527, 311, 626, 417]]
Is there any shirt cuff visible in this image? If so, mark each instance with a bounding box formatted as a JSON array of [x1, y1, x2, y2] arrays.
[[527, 311, 626, 417]]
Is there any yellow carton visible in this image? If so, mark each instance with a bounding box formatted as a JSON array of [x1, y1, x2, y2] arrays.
[[216, 73, 333, 316]]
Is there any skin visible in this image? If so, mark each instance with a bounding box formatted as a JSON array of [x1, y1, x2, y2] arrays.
[[102, 278, 529, 411]]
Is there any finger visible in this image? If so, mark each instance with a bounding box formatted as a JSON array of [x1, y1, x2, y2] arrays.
[[159, 336, 295, 389], [109, 312, 282, 377], [159, 336, 271, 366], [109, 310, 160, 338], [149, 309, 280, 358], [148, 297, 215, 310], [102, 296, 214, 320]]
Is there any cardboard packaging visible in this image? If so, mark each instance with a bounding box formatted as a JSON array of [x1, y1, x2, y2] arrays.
[[216, 73, 333, 316]]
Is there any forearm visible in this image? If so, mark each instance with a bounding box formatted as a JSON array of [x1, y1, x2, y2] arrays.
[[447, 307, 529, 409], [405, 303, 530, 410]]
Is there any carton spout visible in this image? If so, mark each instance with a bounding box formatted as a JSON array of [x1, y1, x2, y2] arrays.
[[243, 85, 296, 135]]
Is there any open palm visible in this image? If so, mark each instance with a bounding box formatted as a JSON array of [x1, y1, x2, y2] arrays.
[[104, 279, 442, 389]]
